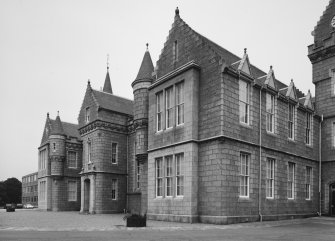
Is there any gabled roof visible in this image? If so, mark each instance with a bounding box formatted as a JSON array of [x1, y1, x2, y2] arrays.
[[165, 9, 304, 95], [92, 89, 133, 116], [40, 113, 80, 145], [237, 49, 252, 76], [286, 79, 298, 100], [303, 90, 314, 110]]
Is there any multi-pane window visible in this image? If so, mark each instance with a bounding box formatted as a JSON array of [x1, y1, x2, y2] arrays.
[[136, 161, 141, 189], [111, 179, 118, 200], [266, 93, 275, 133], [40, 181, 46, 201], [165, 156, 173, 197], [240, 153, 250, 197], [85, 107, 90, 123], [175, 153, 184, 196], [306, 113, 312, 145], [156, 92, 163, 131], [68, 151, 77, 168], [266, 158, 275, 198], [239, 80, 250, 124], [155, 158, 163, 197], [288, 104, 295, 140], [333, 122, 335, 147], [288, 162, 295, 199], [111, 143, 117, 164], [68, 181, 77, 201], [176, 82, 184, 125], [305, 166, 312, 200], [165, 87, 173, 129], [39, 149, 47, 170], [87, 140, 92, 164]]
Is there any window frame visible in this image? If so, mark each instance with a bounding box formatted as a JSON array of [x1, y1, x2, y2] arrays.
[[175, 153, 184, 197], [165, 156, 173, 197], [136, 160, 141, 189], [165, 87, 174, 129], [266, 93, 275, 133], [288, 103, 296, 140], [239, 152, 250, 198], [111, 179, 118, 200], [305, 166, 312, 200], [85, 107, 90, 123], [67, 150, 77, 169], [68, 180, 77, 202], [266, 158, 275, 199], [87, 140, 92, 164], [156, 92, 163, 132], [111, 142, 118, 164], [176, 82, 184, 126], [306, 112, 312, 145], [155, 157, 163, 198], [287, 162, 295, 199], [239, 80, 250, 125]]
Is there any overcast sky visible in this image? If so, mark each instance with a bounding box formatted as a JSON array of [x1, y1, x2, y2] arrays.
[[0, 0, 330, 181]]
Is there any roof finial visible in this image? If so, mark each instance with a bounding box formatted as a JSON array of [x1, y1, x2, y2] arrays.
[[57, 111, 59, 117], [270, 65, 273, 70], [244, 48, 247, 54], [47, 112, 49, 118], [175, 7, 179, 16], [146, 43, 149, 51], [88, 79, 90, 85], [107, 54, 110, 71]]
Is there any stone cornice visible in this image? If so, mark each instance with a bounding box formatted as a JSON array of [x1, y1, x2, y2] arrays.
[[308, 45, 335, 64], [148, 61, 200, 90], [79, 120, 128, 136]]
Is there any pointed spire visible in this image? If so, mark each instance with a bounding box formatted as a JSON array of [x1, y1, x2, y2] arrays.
[[132, 44, 154, 86], [238, 48, 252, 76], [47, 112, 50, 119], [103, 54, 113, 94], [51, 111, 65, 135]]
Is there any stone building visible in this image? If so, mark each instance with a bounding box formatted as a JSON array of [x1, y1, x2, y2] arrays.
[[22, 172, 38, 207], [38, 113, 82, 211], [37, 1, 335, 223]]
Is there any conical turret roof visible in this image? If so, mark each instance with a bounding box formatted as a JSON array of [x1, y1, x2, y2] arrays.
[[103, 69, 113, 94], [134, 45, 154, 84], [50, 112, 65, 135]]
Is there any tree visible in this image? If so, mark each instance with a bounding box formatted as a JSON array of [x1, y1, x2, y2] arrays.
[[0, 178, 22, 205]]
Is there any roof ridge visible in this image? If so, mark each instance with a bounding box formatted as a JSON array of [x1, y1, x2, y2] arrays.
[[93, 89, 134, 102]]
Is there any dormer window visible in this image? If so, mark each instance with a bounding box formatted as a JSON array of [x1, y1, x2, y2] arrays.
[[266, 93, 275, 133], [85, 107, 90, 123]]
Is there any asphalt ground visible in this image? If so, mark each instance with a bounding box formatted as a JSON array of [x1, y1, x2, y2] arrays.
[[1, 209, 335, 240]]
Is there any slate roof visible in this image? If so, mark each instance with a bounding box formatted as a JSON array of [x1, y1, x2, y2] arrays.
[[92, 89, 133, 116], [135, 49, 154, 81], [50, 119, 80, 138], [172, 14, 307, 97], [103, 70, 113, 94]]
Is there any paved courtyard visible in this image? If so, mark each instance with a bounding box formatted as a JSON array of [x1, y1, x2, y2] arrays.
[[1, 209, 335, 240]]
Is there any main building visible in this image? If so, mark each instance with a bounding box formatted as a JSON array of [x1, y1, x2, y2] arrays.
[[37, 2, 335, 224]]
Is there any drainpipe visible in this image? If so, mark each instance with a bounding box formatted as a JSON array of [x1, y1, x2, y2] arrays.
[[258, 87, 263, 222], [126, 134, 129, 212], [319, 115, 323, 216]]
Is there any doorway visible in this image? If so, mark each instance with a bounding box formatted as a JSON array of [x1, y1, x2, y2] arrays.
[[84, 179, 90, 213], [330, 183, 335, 216]]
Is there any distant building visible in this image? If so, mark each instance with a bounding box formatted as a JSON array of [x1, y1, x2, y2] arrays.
[[37, 1, 335, 224], [22, 172, 38, 206]]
